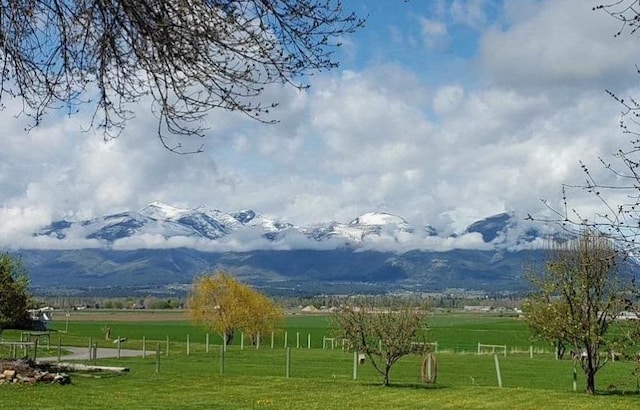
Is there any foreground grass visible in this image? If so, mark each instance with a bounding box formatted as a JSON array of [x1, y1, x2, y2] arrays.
[[2, 312, 639, 408], [0, 363, 638, 409], [1, 349, 639, 409]]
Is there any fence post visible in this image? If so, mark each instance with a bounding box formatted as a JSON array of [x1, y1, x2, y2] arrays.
[[572, 364, 577, 392], [155, 343, 160, 374], [271, 331, 274, 349], [296, 332, 300, 349], [220, 345, 225, 376], [284, 331, 288, 348], [117, 337, 121, 359], [241, 332, 244, 350], [33, 338, 38, 362], [206, 333, 209, 353], [166, 335, 170, 357], [529, 345, 533, 359], [187, 334, 190, 356], [494, 354, 503, 388], [352, 351, 358, 380], [477, 342, 480, 355], [308, 334, 311, 349], [143, 336, 146, 359], [285, 347, 291, 378], [89, 337, 93, 359], [256, 332, 261, 349]]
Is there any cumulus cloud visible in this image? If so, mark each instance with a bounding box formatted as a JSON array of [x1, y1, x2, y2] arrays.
[[479, 0, 638, 90], [0, 0, 637, 254]]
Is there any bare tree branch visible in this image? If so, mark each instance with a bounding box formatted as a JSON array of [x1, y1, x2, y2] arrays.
[[0, 0, 365, 153]]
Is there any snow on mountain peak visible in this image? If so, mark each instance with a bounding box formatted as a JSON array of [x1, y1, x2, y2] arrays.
[[350, 212, 408, 227], [140, 202, 188, 220]]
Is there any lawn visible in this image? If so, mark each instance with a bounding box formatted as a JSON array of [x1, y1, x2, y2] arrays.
[[1, 311, 639, 409]]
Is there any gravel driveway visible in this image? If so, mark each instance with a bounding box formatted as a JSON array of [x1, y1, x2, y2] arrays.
[[37, 346, 151, 362]]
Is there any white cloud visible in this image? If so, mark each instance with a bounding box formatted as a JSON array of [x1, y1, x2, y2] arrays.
[[419, 17, 449, 50], [479, 0, 638, 89], [0, 0, 638, 254], [450, 0, 490, 29]]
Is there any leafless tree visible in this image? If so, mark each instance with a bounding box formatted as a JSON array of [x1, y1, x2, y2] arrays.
[[0, 1, 364, 152], [333, 299, 429, 386], [530, 2, 640, 249]]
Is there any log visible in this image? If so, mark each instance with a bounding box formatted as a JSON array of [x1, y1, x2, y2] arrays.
[[51, 363, 130, 373]]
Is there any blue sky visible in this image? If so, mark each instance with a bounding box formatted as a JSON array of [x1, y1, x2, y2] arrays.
[[1, 0, 638, 249]]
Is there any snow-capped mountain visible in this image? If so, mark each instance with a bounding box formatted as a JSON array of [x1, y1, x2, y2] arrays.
[[34, 202, 541, 252], [20, 205, 639, 295]]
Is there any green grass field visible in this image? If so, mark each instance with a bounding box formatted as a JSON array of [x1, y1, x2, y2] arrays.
[[1, 311, 639, 409]]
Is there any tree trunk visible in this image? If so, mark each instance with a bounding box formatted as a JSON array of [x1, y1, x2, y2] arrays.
[[383, 364, 391, 386], [583, 348, 597, 395], [225, 330, 234, 345], [585, 368, 596, 395]]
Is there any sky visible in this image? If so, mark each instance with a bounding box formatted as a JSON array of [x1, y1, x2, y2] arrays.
[[1, 0, 639, 249]]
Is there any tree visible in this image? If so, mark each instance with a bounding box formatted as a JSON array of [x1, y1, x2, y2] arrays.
[[0, 1, 364, 153], [524, 230, 628, 394], [0, 253, 32, 331], [333, 300, 428, 386], [187, 271, 282, 345]]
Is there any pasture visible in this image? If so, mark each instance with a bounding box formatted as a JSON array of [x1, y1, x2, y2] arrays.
[[1, 310, 639, 409]]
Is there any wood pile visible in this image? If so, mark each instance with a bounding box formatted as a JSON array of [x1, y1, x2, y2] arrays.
[[0, 359, 70, 385]]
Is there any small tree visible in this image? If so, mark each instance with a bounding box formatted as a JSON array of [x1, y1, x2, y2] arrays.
[[188, 271, 282, 345], [524, 229, 625, 394], [0, 253, 32, 331], [333, 300, 428, 386]]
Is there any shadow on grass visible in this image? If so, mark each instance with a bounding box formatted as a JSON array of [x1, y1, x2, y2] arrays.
[[597, 389, 640, 396], [361, 382, 448, 390]]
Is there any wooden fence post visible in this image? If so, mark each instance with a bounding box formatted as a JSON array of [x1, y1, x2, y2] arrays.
[[220, 345, 225, 376], [206, 333, 209, 353], [494, 354, 503, 388], [155, 343, 160, 374], [285, 347, 291, 378], [308, 334, 311, 349], [166, 335, 170, 357], [187, 334, 190, 356], [142, 336, 146, 359], [352, 351, 358, 380]]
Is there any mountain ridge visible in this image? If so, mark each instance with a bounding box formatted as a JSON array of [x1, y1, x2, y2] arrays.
[[11, 203, 563, 295], [33, 202, 537, 253]]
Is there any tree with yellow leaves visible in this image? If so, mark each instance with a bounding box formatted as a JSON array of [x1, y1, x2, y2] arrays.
[[188, 271, 282, 345]]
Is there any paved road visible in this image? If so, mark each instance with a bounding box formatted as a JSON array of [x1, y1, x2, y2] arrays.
[[37, 346, 151, 362]]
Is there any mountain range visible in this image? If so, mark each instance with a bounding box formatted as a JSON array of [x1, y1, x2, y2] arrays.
[[14, 202, 554, 295], [33, 202, 541, 251]]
